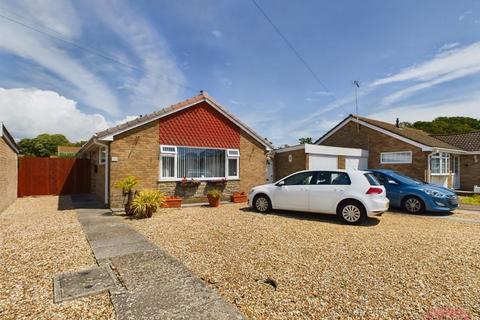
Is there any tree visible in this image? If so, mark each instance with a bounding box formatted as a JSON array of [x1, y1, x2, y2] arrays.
[[298, 137, 313, 144], [18, 133, 80, 157], [411, 117, 480, 134]]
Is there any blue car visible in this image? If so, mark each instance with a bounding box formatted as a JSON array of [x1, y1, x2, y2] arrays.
[[369, 169, 458, 214]]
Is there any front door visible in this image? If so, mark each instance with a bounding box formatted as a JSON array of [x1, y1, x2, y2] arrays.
[[452, 155, 460, 189]]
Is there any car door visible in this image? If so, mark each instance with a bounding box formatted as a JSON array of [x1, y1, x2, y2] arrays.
[[373, 173, 402, 207], [273, 171, 315, 211], [308, 171, 351, 214]]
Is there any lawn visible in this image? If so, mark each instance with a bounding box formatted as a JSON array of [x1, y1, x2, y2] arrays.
[[128, 204, 480, 320], [0, 197, 114, 320], [459, 194, 480, 205]]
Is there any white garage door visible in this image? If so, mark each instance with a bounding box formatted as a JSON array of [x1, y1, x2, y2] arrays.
[[308, 155, 338, 170]]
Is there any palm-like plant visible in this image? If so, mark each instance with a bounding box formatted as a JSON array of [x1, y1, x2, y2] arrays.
[[131, 189, 165, 219], [114, 176, 139, 215]]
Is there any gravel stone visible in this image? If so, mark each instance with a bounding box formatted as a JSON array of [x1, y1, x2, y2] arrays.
[[127, 204, 480, 320], [0, 197, 115, 320]]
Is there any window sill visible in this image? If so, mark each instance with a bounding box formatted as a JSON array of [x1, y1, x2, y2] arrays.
[[158, 178, 240, 182], [430, 173, 450, 176]]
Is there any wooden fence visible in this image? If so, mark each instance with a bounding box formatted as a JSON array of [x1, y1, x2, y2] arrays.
[[18, 157, 90, 197]]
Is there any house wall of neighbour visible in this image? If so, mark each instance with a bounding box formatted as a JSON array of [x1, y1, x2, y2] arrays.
[[460, 155, 480, 191], [0, 138, 17, 212], [320, 121, 429, 181], [109, 121, 160, 208], [274, 148, 307, 180]]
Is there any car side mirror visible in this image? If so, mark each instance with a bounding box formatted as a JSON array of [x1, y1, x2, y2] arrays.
[[276, 180, 285, 187]]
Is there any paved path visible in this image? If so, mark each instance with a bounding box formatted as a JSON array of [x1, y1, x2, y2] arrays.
[[72, 195, 243, 320]]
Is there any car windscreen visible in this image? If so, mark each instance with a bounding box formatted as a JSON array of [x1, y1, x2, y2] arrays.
[[389, 171, 426, 185], [364, 173, 381, 186]]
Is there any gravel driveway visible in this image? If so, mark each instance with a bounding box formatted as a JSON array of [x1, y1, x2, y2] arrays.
[[128, 204, 480, 320], [0, 197, 114, 320]]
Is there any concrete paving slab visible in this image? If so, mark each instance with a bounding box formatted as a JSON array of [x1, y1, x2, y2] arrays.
[[73, 196, 244, 320], [53, 264, 123, 303]]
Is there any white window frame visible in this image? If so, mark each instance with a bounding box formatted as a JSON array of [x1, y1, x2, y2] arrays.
[[98, 147, 107, 165], [380, 151, 412, 164], [159, 145, 177, 181], [430, 152, 450, 175], [158, 145, 240, 181], [226, 149, 240, 179]]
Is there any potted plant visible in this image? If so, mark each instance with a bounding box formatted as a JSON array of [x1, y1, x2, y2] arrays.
[[207, 189, 222, 207], [114, 176, 139, 216], [131, 189, 165, 219], [162, 196, 182, 208], [231, 191, 248, 203]]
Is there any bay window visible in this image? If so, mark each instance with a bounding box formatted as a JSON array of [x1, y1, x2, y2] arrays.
[[159, 145, 240, 180], [430, 152, 449, 175]]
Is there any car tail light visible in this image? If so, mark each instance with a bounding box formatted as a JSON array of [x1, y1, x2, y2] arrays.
[[366, 187, 383, 195]]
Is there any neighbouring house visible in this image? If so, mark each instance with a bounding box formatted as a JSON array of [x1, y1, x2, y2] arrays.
[[274, 144, 368, 180], [315, 115, 480, 190], [0, 123, 19, 212], [432, 131, 480, 191], [77, 92, 273, 208], [57, 146, 81, 157]]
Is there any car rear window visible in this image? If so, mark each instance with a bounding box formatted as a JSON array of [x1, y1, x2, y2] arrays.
[[364, 173, 381, 186]]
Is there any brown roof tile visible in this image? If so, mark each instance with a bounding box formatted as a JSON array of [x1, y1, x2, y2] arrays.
[[352, 115, 460, 150], [432, 131, 480, 152]]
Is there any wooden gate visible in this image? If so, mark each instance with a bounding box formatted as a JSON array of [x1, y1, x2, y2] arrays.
[[18, 157, 91, 197]]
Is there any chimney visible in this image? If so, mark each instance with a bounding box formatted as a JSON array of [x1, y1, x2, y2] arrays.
[[396, 118, 400, 128]]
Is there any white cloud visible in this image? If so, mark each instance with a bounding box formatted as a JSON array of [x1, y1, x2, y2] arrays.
[[211, 30, 223, 38], [90, 0, 185, 111], [371, 42, 480, 105], [372, 42, 480, 86], [0, 1, 120, 115], [368, 94, 480, 124], [0, 88, 112, 141], [438, 42, 460, 52]]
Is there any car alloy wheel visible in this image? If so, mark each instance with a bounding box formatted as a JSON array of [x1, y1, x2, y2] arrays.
[[405, 197, 422, 213], [341, 204, 362, 223], [255, 196, 270, 213]]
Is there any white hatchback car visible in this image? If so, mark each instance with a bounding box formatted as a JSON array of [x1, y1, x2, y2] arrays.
[[248, 170, 389, 224]]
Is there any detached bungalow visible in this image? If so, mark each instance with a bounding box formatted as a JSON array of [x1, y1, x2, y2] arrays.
[[78, 92, 272, 208], [316, 115, 480, 191]]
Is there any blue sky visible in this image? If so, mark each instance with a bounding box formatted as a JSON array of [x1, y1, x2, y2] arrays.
[[1, 0, 480, 145]]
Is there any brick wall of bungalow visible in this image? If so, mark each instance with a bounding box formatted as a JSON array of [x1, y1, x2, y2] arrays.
[[320, 121, 429, 181], [0, 138, 17, 212], [105, 104, 267, 208], [460, 155, 480, 190]]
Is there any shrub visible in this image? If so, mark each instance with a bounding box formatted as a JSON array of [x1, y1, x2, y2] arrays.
[[131, 189, 165, 219], [114, 176, 139, 216], [207, 189, 222, 199], [114, 176, 139, 194]]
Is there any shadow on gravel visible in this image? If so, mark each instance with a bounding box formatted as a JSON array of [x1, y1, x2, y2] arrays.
[[57, 194, 106, 211], [240, 207, 381, 227], [387, 208, 454, 217]]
